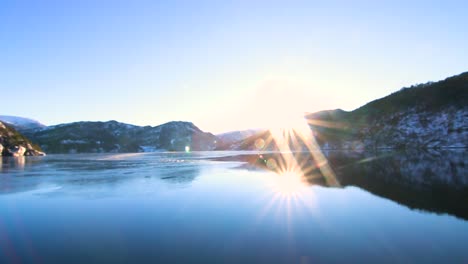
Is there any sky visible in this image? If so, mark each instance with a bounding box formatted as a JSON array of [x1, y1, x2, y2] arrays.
[[1, 0, 467, 133]]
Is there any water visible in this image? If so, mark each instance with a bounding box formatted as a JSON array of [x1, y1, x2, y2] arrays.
[[0, 151, 467, 263]]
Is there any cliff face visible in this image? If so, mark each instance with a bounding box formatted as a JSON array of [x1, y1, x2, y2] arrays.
[[24, 120, 218, 154], [0, 121, 45, 156]]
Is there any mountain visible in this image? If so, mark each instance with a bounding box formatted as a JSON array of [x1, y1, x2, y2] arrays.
[[223, 71, 468, 150], [24, 120, 218, 154], [0, 121, 45, 156], [215, 129, 264, 149], [0, 115, 46, 132], [6, 72, 467, 153]]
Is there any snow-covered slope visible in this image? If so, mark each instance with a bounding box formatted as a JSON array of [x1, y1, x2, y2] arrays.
[[0, 115, 46, 131], [307, 106, 467, 150], [356, 107, 466, 149]]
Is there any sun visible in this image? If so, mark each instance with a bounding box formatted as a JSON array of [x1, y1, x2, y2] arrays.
[[242, 80, 341, 189]]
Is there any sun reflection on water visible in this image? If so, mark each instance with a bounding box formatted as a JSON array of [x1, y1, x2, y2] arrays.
[[269, 171, 307, 197], [252, 114, 342, 234], [250, 115, 343, 255]]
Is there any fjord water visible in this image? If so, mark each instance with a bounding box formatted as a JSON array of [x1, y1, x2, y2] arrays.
[[1, 151, 467, 263]]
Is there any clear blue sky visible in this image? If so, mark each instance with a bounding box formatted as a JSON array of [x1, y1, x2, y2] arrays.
[[1, 0, 467, 133]]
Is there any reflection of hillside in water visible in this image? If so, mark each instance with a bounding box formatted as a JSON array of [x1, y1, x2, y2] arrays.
[[328, 150, 467, 188], [217, 150, 468, 221], [1, 156, 42, 172], [327, 150, 468, 221]]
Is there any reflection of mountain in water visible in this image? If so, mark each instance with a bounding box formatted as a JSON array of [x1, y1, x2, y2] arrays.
[[327, 150, 468, 220], [2, 151, 467, 220], [217, 150, 468, 221]]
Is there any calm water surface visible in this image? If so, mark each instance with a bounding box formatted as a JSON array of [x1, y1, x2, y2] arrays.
[[0, 151, 467, 263]]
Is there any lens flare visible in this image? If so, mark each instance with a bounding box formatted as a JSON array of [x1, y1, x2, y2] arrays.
[[267, 114, 341, 190], [254, 138, 265, 150], [253, 112, 342, 251]]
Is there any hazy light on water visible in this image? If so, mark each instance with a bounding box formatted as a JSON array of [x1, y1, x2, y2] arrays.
[[270, 171, 306, 197]]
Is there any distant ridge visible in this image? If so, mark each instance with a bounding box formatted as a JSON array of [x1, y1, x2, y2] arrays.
[[23, 120, 218, 154], [216, 129, 264, 149]]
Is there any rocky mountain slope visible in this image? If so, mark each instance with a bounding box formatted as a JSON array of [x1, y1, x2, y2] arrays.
[[0, 121, 45, 156], [223, 71, 468, 150], [24, 121, 218, 154]]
